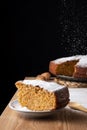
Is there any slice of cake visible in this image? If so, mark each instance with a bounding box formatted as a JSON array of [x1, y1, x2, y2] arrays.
[[15, 79, 69, 111]]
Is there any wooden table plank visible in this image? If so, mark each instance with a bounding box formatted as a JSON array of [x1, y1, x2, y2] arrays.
[[0, 78, 87, 130]]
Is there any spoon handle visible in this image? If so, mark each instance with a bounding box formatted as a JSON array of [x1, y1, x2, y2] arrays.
[[68, 102, 87, 113]]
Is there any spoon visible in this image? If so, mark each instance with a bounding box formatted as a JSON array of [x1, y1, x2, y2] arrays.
[[68, 102, 87, 113]]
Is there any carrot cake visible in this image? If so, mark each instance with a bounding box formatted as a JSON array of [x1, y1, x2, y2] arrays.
[[15, 79, 69, 111]]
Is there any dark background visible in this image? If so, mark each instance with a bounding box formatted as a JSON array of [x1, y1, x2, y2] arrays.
[[0, 0, 87, 114]]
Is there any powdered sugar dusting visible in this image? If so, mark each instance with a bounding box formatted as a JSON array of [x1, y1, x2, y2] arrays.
[[22, 79, 65, 92], [54, 55, 82, 64], [53, 55, 87, 67], [76, 56, 87, 67]]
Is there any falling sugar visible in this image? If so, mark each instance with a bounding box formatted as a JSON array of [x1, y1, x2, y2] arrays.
[[56, 0, 87, 56], [61, 19, 87, 55]]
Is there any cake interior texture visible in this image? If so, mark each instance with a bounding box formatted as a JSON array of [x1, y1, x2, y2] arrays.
[[56, 60, 79, 76], [15, 80, 69, 111], [49, 60, 78, 76]]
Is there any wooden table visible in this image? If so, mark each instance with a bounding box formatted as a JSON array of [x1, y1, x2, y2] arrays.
[[0, 78, 87, 130]]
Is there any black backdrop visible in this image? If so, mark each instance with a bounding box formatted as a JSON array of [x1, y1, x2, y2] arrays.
[[1, 0, 87, 114]]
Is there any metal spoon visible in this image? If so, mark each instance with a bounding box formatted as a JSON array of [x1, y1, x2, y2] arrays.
[[68, 102, 87, 113]]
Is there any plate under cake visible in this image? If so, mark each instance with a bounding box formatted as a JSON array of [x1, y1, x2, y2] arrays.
[[9, 99, 64, 118], [54, 76, 87, 88]]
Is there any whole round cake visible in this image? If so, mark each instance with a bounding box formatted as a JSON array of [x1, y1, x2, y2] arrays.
[[49, 55, 87, 79], [15, 79, 69, 111]]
